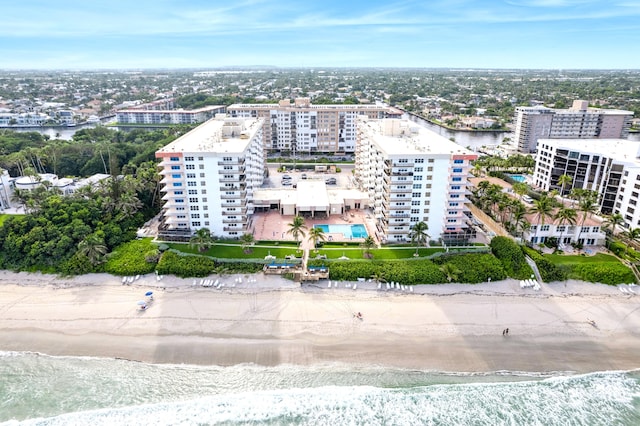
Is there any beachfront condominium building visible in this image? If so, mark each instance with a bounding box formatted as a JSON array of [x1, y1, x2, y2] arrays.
[[227, 98, 402, 154], [117, 105, 225, 125], [514, 100, 633, 153], [355, 117, 477, 244], [155, 115, 264, 239], [533, 138, 640, 229]]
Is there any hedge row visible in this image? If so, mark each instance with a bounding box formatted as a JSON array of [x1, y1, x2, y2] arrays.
[[156, 251, 265, 277], [523, 246, 567, 282], [432, 253, 507, 283], [490, 237, 532, 279], [104, 239, 159, 276], [570, 263, 635, 285]]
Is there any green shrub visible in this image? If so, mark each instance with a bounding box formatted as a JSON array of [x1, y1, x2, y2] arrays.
[[571, 263, 635, 285], [608, 241, 626, 257], [156, 251, 217, 277], [433, 253, 507, 283], [104, 239, 158, 276], [490, 237, 531, 279], [523, 246, 567, 282]]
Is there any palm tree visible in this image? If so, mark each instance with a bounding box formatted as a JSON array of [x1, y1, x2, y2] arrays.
[[77, 233, 108, 266], [512, 182, 528, 201], [529, 195, 554, 244], [577, 195, 599, 244], [240, 232, 255, 254], [360, 236, 376, 259], [189, 228, 215, 253], [307, 226, 327, 249], [370, 269, 386, 285], [554, 206, 577, 247], [439, 263, 462, 283], [409, 221, 430, 256], [557, 174, 573, 196], [603, 213, 625, 238], [623, 228, 640, 256], [286, 215, 307, 245]]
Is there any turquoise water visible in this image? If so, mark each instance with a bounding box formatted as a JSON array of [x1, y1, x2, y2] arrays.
[[508, 174, 526, 182], [315, 224, 368, 239], [2, 351, 640, 425]]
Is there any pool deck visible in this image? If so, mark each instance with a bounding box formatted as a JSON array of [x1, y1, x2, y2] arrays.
[[250, 210, 379, 245]]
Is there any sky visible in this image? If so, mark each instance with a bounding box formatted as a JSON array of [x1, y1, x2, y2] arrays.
[[1, 0, 639, 70]]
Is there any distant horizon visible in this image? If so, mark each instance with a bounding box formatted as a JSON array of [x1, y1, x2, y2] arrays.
[[1, 1, 639, 70]]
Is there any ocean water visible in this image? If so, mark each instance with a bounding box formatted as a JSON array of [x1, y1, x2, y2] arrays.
[[2, 352, 640, 425]]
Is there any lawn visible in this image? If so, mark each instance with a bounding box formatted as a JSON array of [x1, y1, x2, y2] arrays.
[[313, 247, 444, 260], [544, 253, 621, 265], [169, 243, 303, 260]]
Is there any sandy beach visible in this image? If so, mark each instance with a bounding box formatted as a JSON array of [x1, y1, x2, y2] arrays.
[[1, 270, 640, 373]]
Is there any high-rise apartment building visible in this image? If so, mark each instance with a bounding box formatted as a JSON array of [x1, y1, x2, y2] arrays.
[[515, 100, 633, 153], [227, 98, 402, 154], [355, 117, 477, 244], [534, 138, 640, 229], [155, 115, 264, 239], [117, 105, 225, 125]]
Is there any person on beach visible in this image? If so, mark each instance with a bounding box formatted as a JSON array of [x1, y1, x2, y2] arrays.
[[506, 328, 509, 335]]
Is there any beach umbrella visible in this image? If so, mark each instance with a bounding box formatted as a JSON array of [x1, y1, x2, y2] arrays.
[[145, 291, 153, 297], [137, 300, 147, 306]]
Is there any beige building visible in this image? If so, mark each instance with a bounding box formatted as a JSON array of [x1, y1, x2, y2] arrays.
[[227, 98, 402, 154], [515, 100, 633, 153]]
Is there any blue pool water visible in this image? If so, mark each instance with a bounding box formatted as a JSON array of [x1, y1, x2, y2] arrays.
[[508, 174, 526, 182], [315, 224, 368, 239]]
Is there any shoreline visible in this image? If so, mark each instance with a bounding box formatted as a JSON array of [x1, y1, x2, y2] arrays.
[[1, 271, 640, 373]]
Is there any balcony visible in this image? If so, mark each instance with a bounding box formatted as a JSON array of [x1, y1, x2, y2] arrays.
[[220, 191, 247, 199], [218, 159, 245, 166], [221, 200, 247, 207], [222, 218, 247, 224], [224, 226, 248, 232]]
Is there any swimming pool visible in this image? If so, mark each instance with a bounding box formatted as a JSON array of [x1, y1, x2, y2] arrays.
[[508, 174, 526, 182], [314, 224, 368, 239]]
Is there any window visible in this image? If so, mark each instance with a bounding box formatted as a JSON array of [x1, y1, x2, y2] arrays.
[[453, 168, 463, 173], [427, 166, 433, 172], [187, 181, 196, 187], [186, 173, 196, 178], [201, 189, 207, 195], [451, 185, 461, 190], [190, 205, 199, 211], [415, 159, 424, 164], [198, 156, 204, 161], [174, 191, 183, 195], [191, 214, 200, 219], [171, 174, 181, 179], [202, 198, 207, 202], [452, 177, 462, 182], [189, 197, 198, 203], [171, 165, 180, 170], [540, 225, 550, 231], [175, 199, 184, 203], [170, 157, 179, 161], [414, 176, 422, 181], [453, 159, 464, 164], [449, 202, 459, 207], [581, 226, 590, 232], [200, 173, 206, 178], [426, 184, 432, 189], [425, 192, 431, 197], [447, 219, 457, 223], [185, 156, 194, 161], [410, 217, 419, 222], [412, 193, 420, 198], [173, 182, 182, 187], [413, 184, 422, 189], [411, 209, 420, 214], [188, 190, 198, 195], [451, 194, 460, 198], [186, 164, 195, 170], [428, 159, 434, 163], [557, 226, 566, 232], [199, 165, 204, 170], [592, 227, 599, 232], [192, 221, 201, 227], [415, 167, 423, 172], [411, 200, 420, 205]]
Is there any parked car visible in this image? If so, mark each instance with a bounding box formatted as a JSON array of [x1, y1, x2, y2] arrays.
[[325, 178, 337, 185], [282, 175, 292, 180], [282, 180, 293, 186], [301, 173, 307, 179]]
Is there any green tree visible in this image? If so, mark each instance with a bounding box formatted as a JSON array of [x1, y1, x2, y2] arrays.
[[529, 195, 554, 243], [554, 206, 577, 246], [623, 228, 640, 256], [77, 233, 108, 266], [360, 236, 376, 258], [439, 262, 462, 283], [603, 213, 625, 238], [307, 226, 327, 248], [189, 228, 215, 253], [577, 195, 599, 243], [287, 215, 307, 244], [557, 174, 573, 196], [409, 221, 430, 256], [240, 232, 255, 254]]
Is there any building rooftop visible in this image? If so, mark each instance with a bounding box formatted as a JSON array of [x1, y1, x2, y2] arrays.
[[156, 115, 263, 155], [539, 138, 640, 161], [361, 118, 476, 157]]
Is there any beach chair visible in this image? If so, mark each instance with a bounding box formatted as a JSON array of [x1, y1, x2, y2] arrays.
[[377, 282, 382, 290], [353, 284, 357, 290], [410, 286, 414, 293]]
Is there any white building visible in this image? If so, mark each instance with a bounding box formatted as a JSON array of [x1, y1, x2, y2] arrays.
[[155, 115, 265, 239], [117, 105, 225, 125], [515, 100, 633, 153], [534, 138, 640, 229], [523, 207, 606, 247], [227, 98, 402, 154], [355, 117, 477, 244]]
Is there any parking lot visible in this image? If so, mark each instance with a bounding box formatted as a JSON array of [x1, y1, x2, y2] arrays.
[[263, 164, 355, 189]]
